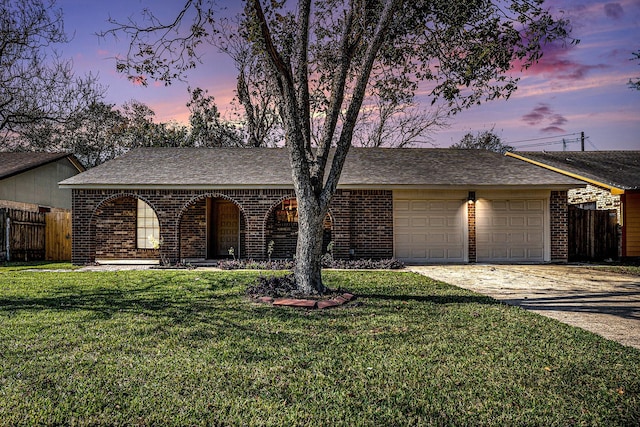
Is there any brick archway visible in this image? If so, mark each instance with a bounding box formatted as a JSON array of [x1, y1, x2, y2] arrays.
[[177, 193, 248, 260], [89, 193, 161, 261], [262, 196, 334, 259]]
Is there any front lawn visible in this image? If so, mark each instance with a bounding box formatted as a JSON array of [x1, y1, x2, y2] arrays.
[[585, 264, 640, 277], [0, 268, 638, 426]]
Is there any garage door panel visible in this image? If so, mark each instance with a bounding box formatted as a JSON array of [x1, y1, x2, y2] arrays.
[[510, 216, 525, 227], [395, 201, 410, 211], [528, 200, 544, 211], [511, 248, 525, 258], [527, 232, 543, 243], [447, 248, 464, 259], [411, 234, 427, 243], [528, 248, 544, 258], [412, 217, 427, 227], [510, 232, 525, 244], [509, 200, 526, 210], [528, 216, 543, 227], [477, 199, 545, 262], [394, 196, 466, 263], [395, 217, 411, 227], [395, 233, 411, 244], [492, 217, 508, 227]]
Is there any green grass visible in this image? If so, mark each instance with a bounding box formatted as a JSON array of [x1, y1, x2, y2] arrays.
[[584, 264, 640, 277], [0, 268, 638, 426], [0, 261, 79, 271]]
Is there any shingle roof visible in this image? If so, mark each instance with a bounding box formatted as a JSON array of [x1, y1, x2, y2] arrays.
[[59, 147, 582, 189], [508, 151, 640, 191], [0, 152, 80, 180]]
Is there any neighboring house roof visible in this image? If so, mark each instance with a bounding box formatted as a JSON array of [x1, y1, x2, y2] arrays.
[[59, 147, 582, 190], [0, 152, 84, 180], [507, 151, 640, 194]]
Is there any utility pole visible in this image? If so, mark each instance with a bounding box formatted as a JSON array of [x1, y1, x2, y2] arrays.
[[581, 131, 585, 151]]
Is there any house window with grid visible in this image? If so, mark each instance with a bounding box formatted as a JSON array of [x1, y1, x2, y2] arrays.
[[137, 199, 160, 249]]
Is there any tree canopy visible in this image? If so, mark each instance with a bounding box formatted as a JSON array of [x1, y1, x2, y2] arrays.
[[630, 50, 640, 91], [106, 0, 574, 293], [451, 128, 513, 153]]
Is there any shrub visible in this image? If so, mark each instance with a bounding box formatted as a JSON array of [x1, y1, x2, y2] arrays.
[[322, 258, 405, 270], [246, 274, 299, 298], [217, 259, 294, 270], [218, 258, 404, 270]]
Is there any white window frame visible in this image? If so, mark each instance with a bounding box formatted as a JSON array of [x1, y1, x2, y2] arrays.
[[137, 199, 160, 249]]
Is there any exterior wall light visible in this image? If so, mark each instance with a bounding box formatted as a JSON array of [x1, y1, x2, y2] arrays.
[[468, 191, 476, 203]]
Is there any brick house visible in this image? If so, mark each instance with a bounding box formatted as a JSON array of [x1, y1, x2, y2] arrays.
[[507, 151, 640, 258], [59, 148, 582, 265]]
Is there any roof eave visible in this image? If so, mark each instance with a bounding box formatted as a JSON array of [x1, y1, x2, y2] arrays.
[[507, 152, 625, 195], [59, 183, 584, 191], [1, 153, 76, 181]]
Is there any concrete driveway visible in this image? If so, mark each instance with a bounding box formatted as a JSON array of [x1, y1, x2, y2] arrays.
[[408, 264, 640, 350]]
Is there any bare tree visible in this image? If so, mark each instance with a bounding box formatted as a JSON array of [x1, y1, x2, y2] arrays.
[[354, 99, 449, 147], [215, 18, 281, 147], [630, 50, 640, 91], [0, 0, 102, 134], [105, 0, 574, 293]]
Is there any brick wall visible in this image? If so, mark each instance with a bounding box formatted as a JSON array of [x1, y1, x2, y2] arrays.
[[180, 198, 207, 258], [550, 190, 568, 262], [330, 190, 393, 260], [93, 196, 159, 260], [468, 201, 476, 263], [71, 188, 393, 264]]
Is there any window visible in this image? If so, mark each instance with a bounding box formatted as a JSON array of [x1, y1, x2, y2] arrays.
[[275, 199, 298, 223], [137, 199, 160, 249]]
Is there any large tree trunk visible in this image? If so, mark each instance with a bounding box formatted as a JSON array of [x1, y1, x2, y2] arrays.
[[293, 196, 328, 295]]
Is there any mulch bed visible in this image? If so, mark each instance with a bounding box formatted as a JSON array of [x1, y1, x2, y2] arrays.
[[246, 274, 356, 309]]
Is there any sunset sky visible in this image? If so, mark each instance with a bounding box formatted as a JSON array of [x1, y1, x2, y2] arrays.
[[57, 0, 639, 151]]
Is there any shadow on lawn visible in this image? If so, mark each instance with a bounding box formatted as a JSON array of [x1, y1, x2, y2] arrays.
[[357, 293, 499, 305], [506, 290, 640, 321]]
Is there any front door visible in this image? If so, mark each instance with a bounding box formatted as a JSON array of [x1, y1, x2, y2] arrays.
[[208, 199, 239, 258]]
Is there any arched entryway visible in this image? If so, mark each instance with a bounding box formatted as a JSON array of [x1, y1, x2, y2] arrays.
[[265, 197, 332, 259], [91, 194, 160, 261], [179, 195, 245, 260]]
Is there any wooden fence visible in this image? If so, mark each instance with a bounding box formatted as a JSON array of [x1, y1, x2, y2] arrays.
[[568, 205, 619, 261], [45, 211, 72, 261], [0, 208, 72, 262]]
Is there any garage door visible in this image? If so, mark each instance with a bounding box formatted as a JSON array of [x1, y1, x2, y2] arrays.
[[476, 199, 545, 262], [394, 199, 466, 263]]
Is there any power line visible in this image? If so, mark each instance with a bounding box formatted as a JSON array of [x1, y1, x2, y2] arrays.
[[514, 137, 581, 150], [511, 136, 600, 151], [506, 132, 582, 146]]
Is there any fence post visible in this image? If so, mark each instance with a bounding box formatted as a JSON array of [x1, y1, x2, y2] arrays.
[[6, 217, 10, 262]]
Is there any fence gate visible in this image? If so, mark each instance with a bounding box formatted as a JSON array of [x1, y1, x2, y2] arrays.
[[4, 209, 46, 261], [568, 205, 619, 261], [45, 211, 72, 261]]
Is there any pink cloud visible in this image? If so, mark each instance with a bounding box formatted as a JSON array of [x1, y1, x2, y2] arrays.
[[522, 103, 568, 133], [523, 42, 610, 80], [604, 3, 624, 19], [541, 126, 566, 133]]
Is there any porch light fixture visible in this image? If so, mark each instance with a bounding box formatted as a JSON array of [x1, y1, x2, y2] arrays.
[[468, 191, 476, 203]]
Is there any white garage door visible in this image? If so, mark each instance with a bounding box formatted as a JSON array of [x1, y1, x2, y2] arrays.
[[394, 199, 466, 263], [476, 199, 545, 262]]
